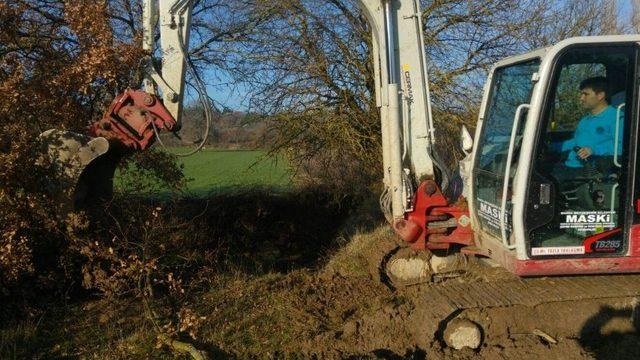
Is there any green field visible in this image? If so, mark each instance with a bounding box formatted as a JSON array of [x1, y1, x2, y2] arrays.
[[115, 148, 292, 196]]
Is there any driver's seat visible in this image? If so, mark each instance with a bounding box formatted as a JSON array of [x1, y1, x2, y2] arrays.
[[559, 156, 618, 210]]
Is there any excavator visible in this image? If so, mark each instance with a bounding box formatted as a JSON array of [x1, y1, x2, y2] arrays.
[[38, 0, 640, 339]]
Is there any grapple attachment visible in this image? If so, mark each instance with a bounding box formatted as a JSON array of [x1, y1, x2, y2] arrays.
[[38, 89, 178, 211], [38, 129, 111, 211]]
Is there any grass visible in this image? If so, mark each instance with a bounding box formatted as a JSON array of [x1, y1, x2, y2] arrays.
[[0, 299, 171, 359], [116, 148, 293, 196]]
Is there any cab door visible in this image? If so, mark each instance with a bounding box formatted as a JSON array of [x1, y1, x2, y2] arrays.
[[472, 58, 540, 247], [524, 44, 637, 257]]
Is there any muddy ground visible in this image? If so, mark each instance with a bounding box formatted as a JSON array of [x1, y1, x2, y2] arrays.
[[191, 226, 640, 359], [2, 192, 639, 359]]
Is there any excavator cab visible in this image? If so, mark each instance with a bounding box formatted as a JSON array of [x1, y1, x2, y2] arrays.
[[357, 1, 640, 276], [469, 36, 640, 275]]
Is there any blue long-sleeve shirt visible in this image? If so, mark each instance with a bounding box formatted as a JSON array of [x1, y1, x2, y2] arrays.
[[560, 106, 623, 168]]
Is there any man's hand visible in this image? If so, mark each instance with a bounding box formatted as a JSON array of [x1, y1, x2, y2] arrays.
[[577, 146, 593, 159]]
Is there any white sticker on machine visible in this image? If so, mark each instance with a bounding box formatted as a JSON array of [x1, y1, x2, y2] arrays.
[[477, 199, 511, 231], [559, 211, 616, 231], [532, 246, 585, 256]]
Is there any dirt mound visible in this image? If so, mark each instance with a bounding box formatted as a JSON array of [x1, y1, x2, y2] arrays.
[[195, 270, 392, 357]]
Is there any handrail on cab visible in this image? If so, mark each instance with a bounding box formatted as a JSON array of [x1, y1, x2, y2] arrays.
[[500, 103, 530, 250]]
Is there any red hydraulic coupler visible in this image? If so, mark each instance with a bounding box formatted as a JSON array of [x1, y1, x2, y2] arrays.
[[88, 89, 177, 151], [393, 179, 474, 251]]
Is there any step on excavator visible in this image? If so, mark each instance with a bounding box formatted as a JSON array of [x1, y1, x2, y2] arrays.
[[38, 0, 640, 346]]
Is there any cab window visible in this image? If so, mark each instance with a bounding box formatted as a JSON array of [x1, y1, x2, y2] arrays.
[[474, 59, 539, 238], [526, 46, 635, 256]]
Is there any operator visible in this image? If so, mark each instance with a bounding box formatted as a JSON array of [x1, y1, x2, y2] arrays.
[[552, 76, 622, 182]]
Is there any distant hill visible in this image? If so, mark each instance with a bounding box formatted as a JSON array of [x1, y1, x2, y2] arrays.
[[158, 106, 272, 149]]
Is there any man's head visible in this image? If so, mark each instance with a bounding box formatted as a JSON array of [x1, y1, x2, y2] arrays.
[[579, 76, 609, 111]]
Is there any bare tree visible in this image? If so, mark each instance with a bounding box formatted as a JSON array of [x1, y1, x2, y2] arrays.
[[187, 0, 558, 186], [631, 0, 640, 33]]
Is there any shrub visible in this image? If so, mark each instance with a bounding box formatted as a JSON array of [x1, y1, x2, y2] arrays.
[[0, 0, 182, 293]]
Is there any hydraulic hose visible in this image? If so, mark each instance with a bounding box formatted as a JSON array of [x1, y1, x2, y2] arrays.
[[152, 1, 212, 157]]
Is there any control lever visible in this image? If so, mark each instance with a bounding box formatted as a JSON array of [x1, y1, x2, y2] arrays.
[[573, 146, 599, 178], [573, 146, 588, 164]]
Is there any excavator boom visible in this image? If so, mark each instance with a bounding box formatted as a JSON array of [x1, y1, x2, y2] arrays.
[[359, 0, 442, 219]]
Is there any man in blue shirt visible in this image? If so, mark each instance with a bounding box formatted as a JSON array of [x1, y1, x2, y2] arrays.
[[553, 77, 622, 182]]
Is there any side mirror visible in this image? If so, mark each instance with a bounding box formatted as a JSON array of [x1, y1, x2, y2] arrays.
[[461, 125, 473, 154]]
